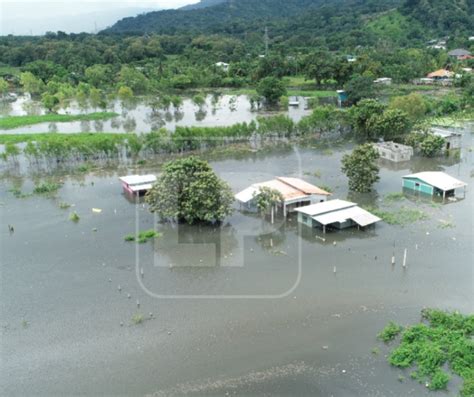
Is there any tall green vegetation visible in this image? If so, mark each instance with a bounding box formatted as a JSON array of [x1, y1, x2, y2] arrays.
[[256, 77, 287, 106], [341, 143, 380, 193], [145, 156, 234, 224], [379, 309, 474, 396], [254, 187, 284, 224], [0, 77, 9, 95]]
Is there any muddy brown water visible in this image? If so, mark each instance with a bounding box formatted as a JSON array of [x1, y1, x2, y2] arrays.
[[0, 126, 473, 396], [0, 95, 311, 134]]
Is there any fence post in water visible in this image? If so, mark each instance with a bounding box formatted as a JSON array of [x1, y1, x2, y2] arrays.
[[402, 249, 407, 268]]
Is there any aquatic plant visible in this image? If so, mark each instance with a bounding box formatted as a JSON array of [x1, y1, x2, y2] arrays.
[[69, 212, 80, 222], [33, 182, 62, 195], [380, 309, 473, 395], [58, 201, 71, 209], [124, 230, 162, 243], [384, 192, 405, 202], [378, 321, 403, 342], [365, 206, 429, 226], [131, 313, 144, 325]]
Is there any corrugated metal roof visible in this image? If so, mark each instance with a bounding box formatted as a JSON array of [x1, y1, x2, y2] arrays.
[[277, 177, 331, 196], [295, 199, 356, 216], [235, 177, 329, 203], [312, 206, 381, 227], [403, 172, 467, 191], [119, 174, 157, 186], [235, 186, 259, 203]]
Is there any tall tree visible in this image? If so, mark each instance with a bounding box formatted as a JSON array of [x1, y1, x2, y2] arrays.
[[341, 144, 380, 193], [146, 156, 234, 224]]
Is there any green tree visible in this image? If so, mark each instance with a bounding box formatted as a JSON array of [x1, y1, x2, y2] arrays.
[[256, 77, 287, 106], [85, 64, 112, 88], [345, 75, 376, 104], [350, 99, 386, 139], [41, 93, 59, 112], [254, 186, 283, 224], [146, 156, 234, 224], [89, 88, 106, 109], [118, 86, 134, 102], [118, 66, 149, 94], [341, 143, 380, 192], [0, 78, 9, 96], [304, 50, 336, 86], [419, 134, 445, 157], [367, 109, 412, 140], [389, 93, 427, 123], [20, 72, 44, 95]]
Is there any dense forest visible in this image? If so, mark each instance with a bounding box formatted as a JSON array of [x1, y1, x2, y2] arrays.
[[0, 0, 472, 105], [103, 0, 473, 47]]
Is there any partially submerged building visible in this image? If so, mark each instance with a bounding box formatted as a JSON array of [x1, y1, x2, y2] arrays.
[[402, 172, 467, 199], [295, 199, 381, 233], [374, 141, 413, 162], [119, 174, 157, 195], [431, 128, 462, 151], [235, 177, 331, 216]]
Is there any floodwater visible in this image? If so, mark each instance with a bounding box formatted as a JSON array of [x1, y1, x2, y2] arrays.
[[0, 94, 312, 134], [1, 125, 473, 396]]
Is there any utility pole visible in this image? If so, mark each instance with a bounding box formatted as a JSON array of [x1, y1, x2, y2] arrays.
[[264, 26, 269, 56]]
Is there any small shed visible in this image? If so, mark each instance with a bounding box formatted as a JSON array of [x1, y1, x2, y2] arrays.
[[119, 174, 157, 195], [402, 172, 467, 199], [235, 177, 331, 216], [375, 141, 413, 162], [431, 128, 462, 151], [295, 199, 381, 233]]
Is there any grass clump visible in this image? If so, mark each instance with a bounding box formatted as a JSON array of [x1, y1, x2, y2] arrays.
[[131, 313, 144, 325], [0, 112, 118, 130], [33, 182, 62, 195], [58, 201, 71, 209], [384, 192, 405, 203], [438, 219, 455, 229], [365, 206, 428, 226], [124, 229, 162, 243], [69, 211, 80, 222], [8, 187, 31, 199], [378, 321, 403, 342], [380, 309, 474, 395]]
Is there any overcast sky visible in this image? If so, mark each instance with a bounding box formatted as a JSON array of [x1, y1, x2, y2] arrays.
[[0, 0, 199, 35]]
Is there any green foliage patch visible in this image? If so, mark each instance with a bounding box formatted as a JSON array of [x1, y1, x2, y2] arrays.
[[0, 112, 118, 130], [124, 230, 162, 243], [379, 309, 474, 395]]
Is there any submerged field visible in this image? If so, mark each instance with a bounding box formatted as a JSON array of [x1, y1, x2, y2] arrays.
[[1, 122, 472, 396]]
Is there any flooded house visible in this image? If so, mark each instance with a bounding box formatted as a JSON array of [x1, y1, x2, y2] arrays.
[[119, 174, 157, 195], [295, 199, 381, 233], [402, 172, 467, 199], [374, 141, 413, 162], [235, 177, 331, 216], [431, 128, 462, 151]]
